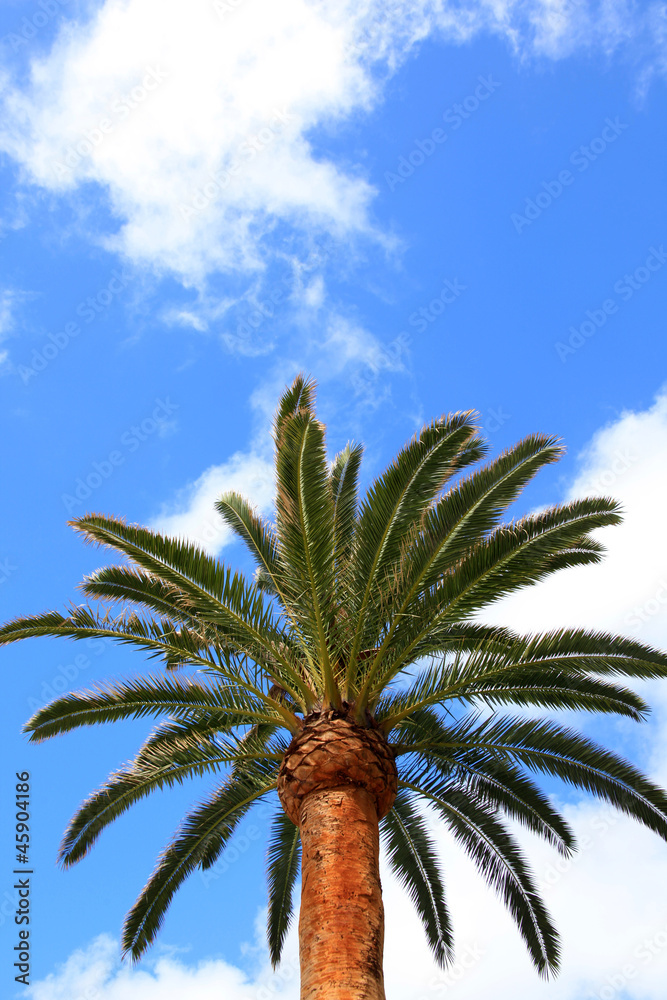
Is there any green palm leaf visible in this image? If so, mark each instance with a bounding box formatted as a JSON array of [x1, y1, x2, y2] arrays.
[[70, 515, 309, 702], [381, 790, 453, 966], [398, 713, 667, 842], [274, 407, 337, 702], [378, 652, 650, 727], [80, 565, 199, 628], [273, 373, 316, 442], [349, 414, 484, 685], [330, 442, 363, 573], [355, 437, 576, 706], [267, 808, 301, 966], [214, 493, 283, 602], [23, 672, 287, 742], [122, 762, 277, 960], [404, 777, 560, 976]]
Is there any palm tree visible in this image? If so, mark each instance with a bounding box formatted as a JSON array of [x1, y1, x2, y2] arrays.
[[4, 375, 667, 1000]]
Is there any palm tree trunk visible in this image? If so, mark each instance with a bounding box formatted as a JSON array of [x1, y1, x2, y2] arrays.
[[298, 785, 386, 1000]]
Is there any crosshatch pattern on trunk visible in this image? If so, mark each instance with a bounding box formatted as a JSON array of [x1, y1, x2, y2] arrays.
[[277, 711, 398, 825]]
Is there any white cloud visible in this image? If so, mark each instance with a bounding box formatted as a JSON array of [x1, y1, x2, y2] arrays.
[[0, 0, 382, 284], [1, 0, 665, 286], [25, 932, 300, 1000], [150, 450, 274, 556], [162, 308, 209, 333], [483, 386, 667, 645]]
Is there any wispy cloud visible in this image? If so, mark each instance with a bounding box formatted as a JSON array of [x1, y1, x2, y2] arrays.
[[1, 0, 665, 288], [25, 932, 300, 1000], [0, 289, 15, 338], [0, 286, 29, 368], [150, 450, 274, 556]]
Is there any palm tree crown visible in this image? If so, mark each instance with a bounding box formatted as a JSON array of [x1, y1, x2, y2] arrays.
[[4, 375, 667, 985]]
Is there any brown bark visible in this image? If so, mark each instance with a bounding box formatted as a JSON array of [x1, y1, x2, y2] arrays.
[[277, 713, 398, 1000], [298, 785, 387, 1000]]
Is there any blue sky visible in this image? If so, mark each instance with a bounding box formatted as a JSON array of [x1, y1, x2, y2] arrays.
[[1, 2, 667, 998]]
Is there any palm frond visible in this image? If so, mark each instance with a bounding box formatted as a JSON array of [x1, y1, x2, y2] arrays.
[[364, 499, 623, 696], [274, 408, 337, 703], [354, 437, 574, 707], [377, 657, 649, 728], [79, 565, 198, 627], [135, 720, 288, 772], [403, 776, 559, 976], [330, 442, 363, 573], [69, 515, 309, 705], [504, 627, 667, 680], [122, 762, 277, 960], [414, 738, 575, 855], [23, 673, 283, 742], [425, 499, 622, 625], [59, 744, 243, 867], [215, 492, 283, 603], [273, 373, 316, 443], [267, 808, 301, 966], [2, 604, 302, 727], [398, 713, 667, 843], [381, 790, 453, 966], [348, 413, 484, 690]]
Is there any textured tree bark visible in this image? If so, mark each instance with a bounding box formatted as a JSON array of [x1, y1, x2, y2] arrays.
[[298, 785, 386, 1000]]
